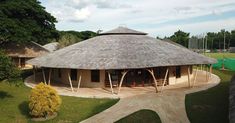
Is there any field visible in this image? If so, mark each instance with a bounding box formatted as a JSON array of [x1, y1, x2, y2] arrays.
[[205, 53, 235, 59], [0, 81, 118, 123], [185, 52, 235, 123]]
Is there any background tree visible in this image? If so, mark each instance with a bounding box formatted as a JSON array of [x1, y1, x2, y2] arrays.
[[0, 50, 20, 83], [169, 30, 190, 47], [0, 0, 59, 45], [57, 31, 97, 48]]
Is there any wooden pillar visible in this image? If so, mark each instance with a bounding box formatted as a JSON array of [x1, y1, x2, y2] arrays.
[[117, 70, 128, 94], [68, 72, 74, 92], [206, 65, 209, 82], [48, 68, 52, 85], [108, 72, 114, 94], [77, 75, 82, 92], [187, 66, 191, 87], [209, 64, 213, 79], [192, 66, 198, 87], [161, 68, 169, 92], [18, 58, 21, 68], [147, 68, 158, 93], [33, 66, 36, 82], [42, 68, 46, 84]]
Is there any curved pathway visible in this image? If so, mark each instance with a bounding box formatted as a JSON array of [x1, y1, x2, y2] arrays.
[[81, 72, 220, 123]]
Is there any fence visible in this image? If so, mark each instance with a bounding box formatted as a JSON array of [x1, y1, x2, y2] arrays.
[[212, 58, 235, 71]]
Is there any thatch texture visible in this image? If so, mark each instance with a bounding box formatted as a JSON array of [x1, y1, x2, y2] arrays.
[[100, 26, 147, 35], [27, 27, 216, 69], [1, 42, 49, 58], [43, 42, 59, 52]]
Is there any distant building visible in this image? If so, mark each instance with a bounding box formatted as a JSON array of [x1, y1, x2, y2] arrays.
[[1, 42, 49, 69], [43, 42, 59, 52], [229, 47, 235, 53]]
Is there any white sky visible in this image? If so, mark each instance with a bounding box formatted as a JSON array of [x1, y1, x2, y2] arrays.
[[39, 0, 235, 37]]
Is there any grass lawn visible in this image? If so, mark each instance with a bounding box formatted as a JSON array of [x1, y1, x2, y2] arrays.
[[115, 109, 162, 123], [205, 53, 235, 59], [0, 81, 119, 123], [185, 69, 235, 123]]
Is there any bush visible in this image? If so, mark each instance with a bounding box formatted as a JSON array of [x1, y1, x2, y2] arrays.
[[0, 50, 21, 82], [29, 83, 62, 118]]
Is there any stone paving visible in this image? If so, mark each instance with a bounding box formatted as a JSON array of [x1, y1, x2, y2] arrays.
[[81, 71, 220, 123]]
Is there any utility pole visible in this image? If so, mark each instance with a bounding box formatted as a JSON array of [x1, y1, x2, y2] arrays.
[[224, 31, 226, 52], [202, 33, 205, 54]]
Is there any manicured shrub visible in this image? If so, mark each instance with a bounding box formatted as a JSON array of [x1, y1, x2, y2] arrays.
[[0, 50, 21, 82], [29, 83, 61, 118]]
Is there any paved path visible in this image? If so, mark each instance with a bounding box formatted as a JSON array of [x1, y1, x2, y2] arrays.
[[81, 72, 220, 123]]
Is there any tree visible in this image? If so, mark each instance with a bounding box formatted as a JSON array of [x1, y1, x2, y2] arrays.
[[0, 0, 59, 45], [57, 33, 82, 48], [56, 31, 97, 48], [169, 30, 190, 47], [0, 50, 21, 83]]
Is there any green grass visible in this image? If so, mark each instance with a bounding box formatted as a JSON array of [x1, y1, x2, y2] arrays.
[[185, 69, 235, 123], [205, 53, 235, 59], [115, 109, 162, 123], [0, 81, 119, 123]]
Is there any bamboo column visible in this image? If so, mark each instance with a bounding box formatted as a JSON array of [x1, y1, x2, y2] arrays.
[[42, 68, 46, 84], [187, 66, 191, 87], [161, 68, 169, 92], [77, 75, 82, 92], [147, 68, 158, 93], [48, 68, 52, 85], [117, 70, 128, 94], [192, 66, 198, 87], [68, 72, 74, 92]]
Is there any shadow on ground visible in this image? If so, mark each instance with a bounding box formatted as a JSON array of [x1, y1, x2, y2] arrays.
[[0, 91, 13, 99], [18, 101, 30, 118]]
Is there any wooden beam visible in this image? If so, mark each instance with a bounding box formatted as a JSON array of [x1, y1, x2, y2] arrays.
[[147, 69, 158, 93], [108, 72, 114, 94], [42, 68, 46, 84], [161, 68, 169, 92], [68, 72, 74, 92], [192, 66, 198, 87], [187, 66, 191, 87], [48, 68, 52, 85], [77, 75, 82, 92], [117, 70, 128, 94]]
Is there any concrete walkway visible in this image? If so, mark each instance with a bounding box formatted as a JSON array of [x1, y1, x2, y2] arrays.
[[81, 72, 220, 123]]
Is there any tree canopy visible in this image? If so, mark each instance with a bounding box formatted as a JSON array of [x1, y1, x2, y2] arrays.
[[0, 0, 59, 45], [169, 30, 190, 47], [57, 31, 97, 48]]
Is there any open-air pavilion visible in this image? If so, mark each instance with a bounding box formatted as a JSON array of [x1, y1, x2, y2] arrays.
[[26, 27, 217, 96]]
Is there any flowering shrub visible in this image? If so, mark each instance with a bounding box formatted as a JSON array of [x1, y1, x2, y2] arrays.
[[29, 83, 61, 118]]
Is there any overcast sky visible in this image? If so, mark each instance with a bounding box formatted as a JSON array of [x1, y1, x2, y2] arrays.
[[39, 0, 235, 37]]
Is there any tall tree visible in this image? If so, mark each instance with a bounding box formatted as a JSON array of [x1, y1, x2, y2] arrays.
[[0, 0, 59, 44], [170, 30, 190, 47]]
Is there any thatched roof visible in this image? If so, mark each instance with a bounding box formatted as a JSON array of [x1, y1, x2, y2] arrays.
[[43, 42, 59, 52], [100, 26, 147, 35], [1, 42, 49, 58], [27, 27, 216, 69]]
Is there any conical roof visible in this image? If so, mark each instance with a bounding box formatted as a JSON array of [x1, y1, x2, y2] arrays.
[[100, 26, 147, 35], [27, 27, 216, 69]]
